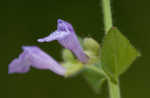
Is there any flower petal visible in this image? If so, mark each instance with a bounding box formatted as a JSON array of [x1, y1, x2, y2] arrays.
[[57, 19, 75, 33], [38, 31, 70, 42], [37, 19, 89, 63], [8, 52, 31, 74], [8, 46, 66, 76]]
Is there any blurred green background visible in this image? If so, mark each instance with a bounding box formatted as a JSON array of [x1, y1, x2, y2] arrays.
[[4, 0, 150, 98]]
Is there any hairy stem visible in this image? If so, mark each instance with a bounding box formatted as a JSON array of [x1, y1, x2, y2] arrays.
[[101, 0, 121, 98], [102, 0, 113, 34], [108, 79, 121, 98]]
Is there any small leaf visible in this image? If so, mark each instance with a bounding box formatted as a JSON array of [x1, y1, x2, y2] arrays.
[[82, 64, 106, 93], [101, 27, 140, 78]]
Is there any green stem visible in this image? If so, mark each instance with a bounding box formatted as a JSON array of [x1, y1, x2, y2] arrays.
[[108, 79, 121, 98], [101, 0, 121, 98], [102, 0, 113, 34]]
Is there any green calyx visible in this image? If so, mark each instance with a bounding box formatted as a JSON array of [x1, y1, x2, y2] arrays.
[[61, 37, 102, 77], [83, 37, 100, 56]]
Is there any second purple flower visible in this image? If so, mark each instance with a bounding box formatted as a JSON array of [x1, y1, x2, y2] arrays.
[[38, 19, 89, 63]]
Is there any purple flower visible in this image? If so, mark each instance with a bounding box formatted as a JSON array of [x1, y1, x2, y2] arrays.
[[38, 19, 89, 63], [8, 46, 66, 76]]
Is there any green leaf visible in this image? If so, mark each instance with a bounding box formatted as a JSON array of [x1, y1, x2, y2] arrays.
[[101, 27, 140, 78], [82, 64, 106, 93]]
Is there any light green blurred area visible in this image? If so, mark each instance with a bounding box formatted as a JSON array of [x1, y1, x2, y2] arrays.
[[3, 0, 150, 98]]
